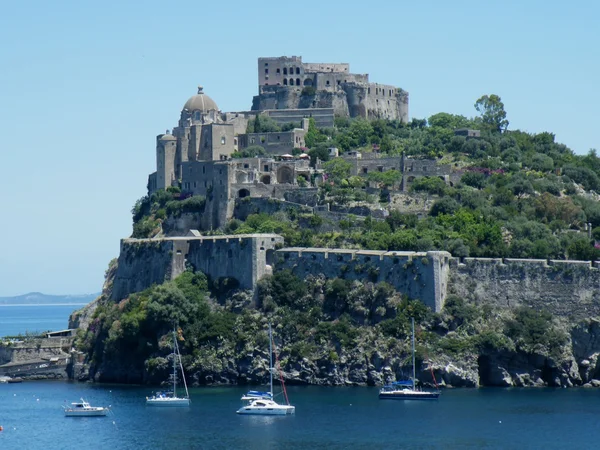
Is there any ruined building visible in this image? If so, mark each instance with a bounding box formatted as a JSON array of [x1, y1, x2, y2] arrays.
[[252, 56, 409, 122]]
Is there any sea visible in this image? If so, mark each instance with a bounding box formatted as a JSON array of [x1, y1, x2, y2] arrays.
[[0, 303, 86, 338], [2, 305, 600, 449]]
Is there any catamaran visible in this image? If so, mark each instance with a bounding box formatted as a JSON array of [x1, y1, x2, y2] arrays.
[[379, 317, 441, 400], [146, 328, 191, 407], [237, 323, 295, 415]]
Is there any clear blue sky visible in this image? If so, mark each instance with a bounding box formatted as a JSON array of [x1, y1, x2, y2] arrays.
[[0, 0, 597, 296]]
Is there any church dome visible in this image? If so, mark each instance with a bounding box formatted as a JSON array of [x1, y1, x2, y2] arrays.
[[183, 86, 218, 112], [159, 134, 176, 141]]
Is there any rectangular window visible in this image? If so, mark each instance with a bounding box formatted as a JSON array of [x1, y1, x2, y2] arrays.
[[265, 68, 268, 74], [264, 165, 269, 172]]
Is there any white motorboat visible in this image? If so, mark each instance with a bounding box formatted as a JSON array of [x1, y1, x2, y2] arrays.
[[64, 399, 109, 417], [237, 323, 295, 416], [147, 328, 191, 407], [379, 318, 440, 401]]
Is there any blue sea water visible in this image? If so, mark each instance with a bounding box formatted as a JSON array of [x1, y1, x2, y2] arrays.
[[1, 382, 599, 450], [0, 304, 86, 337]]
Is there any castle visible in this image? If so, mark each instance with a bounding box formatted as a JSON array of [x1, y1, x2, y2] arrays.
[[146, 56, 417, 229], [252, 56, 409, 122], [114, 56, 600, 320]]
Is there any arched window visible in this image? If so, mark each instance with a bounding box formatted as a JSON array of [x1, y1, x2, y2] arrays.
[[296, 78, 300, 86], [283, 78, 288, 85], [289, 78, 294, 86], [283, 67, 288, 75], [194, 111, 201, 121], [296, 67, 300, 74]]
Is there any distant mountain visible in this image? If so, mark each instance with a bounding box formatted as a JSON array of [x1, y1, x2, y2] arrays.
[[0, 292, 99, 305]]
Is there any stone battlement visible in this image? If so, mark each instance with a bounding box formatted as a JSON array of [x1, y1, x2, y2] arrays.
[[111, 233, 600, 318], [112, 234, 283, 301]]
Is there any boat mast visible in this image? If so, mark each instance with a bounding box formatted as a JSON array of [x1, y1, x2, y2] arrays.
[[175, 332, 190, 399], [173, 327, 177, 396], [269, 322, 273, 396], [411, 317, 416, 391]]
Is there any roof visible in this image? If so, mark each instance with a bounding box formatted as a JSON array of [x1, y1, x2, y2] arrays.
[[183, 86, 218, 113], [159, 134, 176, 141]]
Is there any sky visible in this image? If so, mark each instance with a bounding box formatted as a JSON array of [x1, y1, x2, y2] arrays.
[[0, 0, 598, 296]]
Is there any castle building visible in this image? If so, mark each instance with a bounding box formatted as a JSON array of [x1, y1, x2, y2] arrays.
[[252, 56, 409, 122]]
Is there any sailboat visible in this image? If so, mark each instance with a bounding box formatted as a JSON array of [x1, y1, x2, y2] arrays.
[[146, 328, 191, 407], [379, 317, 440, 400], [237, 323, 295, 415]]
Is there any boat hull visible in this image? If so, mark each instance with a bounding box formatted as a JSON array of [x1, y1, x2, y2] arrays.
[[146, 397, 190, 407], [236, 405, 295, 415], [379, 391, 440, 400], [64, 409, 109, 417]]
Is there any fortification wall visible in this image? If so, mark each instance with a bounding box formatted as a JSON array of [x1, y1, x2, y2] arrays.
[[449, 258, 600, 319], [111, 235, 284, 301], [112, 239, 175, 301], [251, 87, 351, 118], [274, 249, 451, 311]]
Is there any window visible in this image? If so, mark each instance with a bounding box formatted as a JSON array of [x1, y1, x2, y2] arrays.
[[378, 166, 383, 172], [276, 68, 280, 74], [326, 80, 330, 86], [363, 167, 368, 174], [202, 166, 205, 174], [263, 165, 269, 172], [244, 163, 249, 169], [283, 79, 288, 85], [264, 62, 268, 66], [296, 67, 300, 74], [194, 111, 201, 120], [194, 181, 197, 188], [265, 68, 268, 74], [221, 136, 226, 145], [283, 68, 288, 75], [290, 78, 294, 86]]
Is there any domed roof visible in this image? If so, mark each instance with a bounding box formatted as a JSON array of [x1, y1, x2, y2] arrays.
[[159, 133, 176, 141], [183, 86, 218, 112]]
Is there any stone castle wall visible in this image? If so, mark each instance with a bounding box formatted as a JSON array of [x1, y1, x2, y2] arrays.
[[449, 258, 600, 320], [111, 234, 284, 301], [111, 233, 600, 318], [274, 249, 450, 311]]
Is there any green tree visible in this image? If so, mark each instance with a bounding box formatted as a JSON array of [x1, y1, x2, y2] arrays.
[[474, 94, 509, 132], [305, 117, 327, 148], [323, 158, 352, 182]]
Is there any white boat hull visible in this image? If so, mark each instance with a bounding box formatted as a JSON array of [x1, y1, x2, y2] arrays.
[[146, 397, 190, 407], [236, 404, 295, 415], [379, 388, 440, 400], [64, 408, 109, 417]]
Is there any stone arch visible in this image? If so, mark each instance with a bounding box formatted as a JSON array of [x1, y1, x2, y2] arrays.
[[236, 172, 247, 183], [289, 78, 294, 86], [283, 78, 288, 86], [261, 174, 271, 184], [303, 78, 313, 86], [277, 166, 294, 184], [238, 188, 250, 198], [296, 78, 301, 86]]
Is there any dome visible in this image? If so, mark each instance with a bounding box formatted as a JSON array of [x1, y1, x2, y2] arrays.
[[183, 86, 218, 113], [159, 134, 176, 141]]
